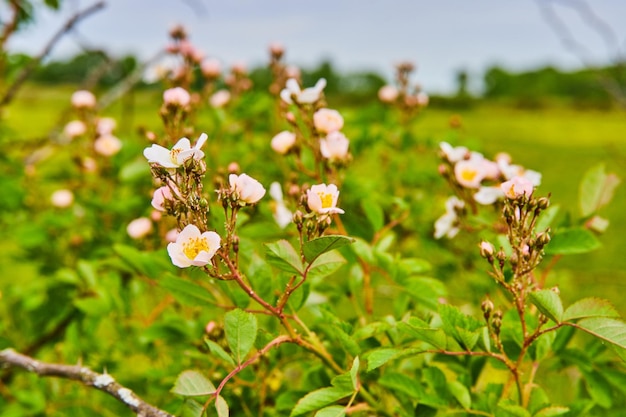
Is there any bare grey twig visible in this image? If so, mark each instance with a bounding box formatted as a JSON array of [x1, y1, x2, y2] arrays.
[[0, 1, 107, 108], [0, 348, 175, 417], [535, 0, 626, 107]]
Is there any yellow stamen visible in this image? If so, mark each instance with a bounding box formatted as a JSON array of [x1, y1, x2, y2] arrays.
[[317, 192, 333, 209], [460, 169, 477, 182], [183, 237, 210, 259], [170, 148, 182, 164]]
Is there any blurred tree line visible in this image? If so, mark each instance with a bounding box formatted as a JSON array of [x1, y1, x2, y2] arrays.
[[6, 49, 626, 109], [483, 64, 625, 109]]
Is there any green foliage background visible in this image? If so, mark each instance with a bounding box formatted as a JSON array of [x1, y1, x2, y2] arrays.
[[0, 74, 625, 416]]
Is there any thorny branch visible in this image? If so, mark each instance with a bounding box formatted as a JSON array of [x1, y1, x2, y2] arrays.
[[0, 1, 107, 108], [0, 348, 174, 417], [535, 0, 626, 107]]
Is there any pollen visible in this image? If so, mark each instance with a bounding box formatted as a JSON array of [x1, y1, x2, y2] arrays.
[[183, 237, 210, 259], [317, 192, 334, 209], [460, 169, 477, 182], [170, 148, 182, 164]]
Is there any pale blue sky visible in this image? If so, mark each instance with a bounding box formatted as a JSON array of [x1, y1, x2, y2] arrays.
[[7, 0, 626, 93]]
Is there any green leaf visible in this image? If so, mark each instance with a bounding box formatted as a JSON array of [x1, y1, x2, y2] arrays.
[[365, 348, 400, 372], [114, 244, 167, 278], [290, 387, 352, 416], [160, 274, 216, 307], [498, 403, 531, 417], [579, 164, 620, 217], [181, 399, 204, 417], [529, 332, 556, 361], [331, 372, 355, 392], [326, 325, 361, 356], [398, 258, 432, 275], [378, 372, 426, 400], [171, 370, 215, 396], [536, 204, 560, 232], [447, 380, 471, 409], [546, 228, 601, 255], [350, 238, 374, 264], [563, 298, 620, 321], [216, 395, 229, 417], [399, 317, 447, 350], [574, 317, 626, 351], [533, 406, 570, 417], [349, 356, 359, 390], [529, 289, 563, 322], [204, 339, 235, 366], [77, 260, 98, 288], [44, 0, 60, 9], [361, 199, 384, 231], [604, 369, 626, 395], [439, 304, 484, 350], [582, 370, 613, 408], [307, 251, 346, 281], [119, 158, 151, 182], [265, 240, 303, 274], [414, 404, 438, 417], [303, 235, 354, 263], [314, 406, 346, 417], [224, 309, 258, 364], [402, 277, 447, 310]]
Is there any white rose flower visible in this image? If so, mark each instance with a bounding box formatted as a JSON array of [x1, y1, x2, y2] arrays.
[[280, 78, 326, 104], [163, 87, 191, 107], [454, 159, 487, 189], [229, 173, 266, 204], [307, 183, 345, 215], [63, 120, 87, 139], [378, 85, 399, 103], [143, 133, 207, 168], [51, 189, 74, 208], [209, 89, 231, 108], [271, 131, 296, 154], [434, 196, 465, 239], [320, 131, 349, 161], [167, 224, 221, 268], [269, 182, 292, 228], [94, 134, 122, 157], [127, 217, 153, 239], [313, 108, 344, 134], [440, 142, 468, 163], [474, 186, 504, 205], [71, 90, 96, 108]]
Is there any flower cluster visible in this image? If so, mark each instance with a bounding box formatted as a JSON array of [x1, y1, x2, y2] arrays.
[[435, 141, 541, 238], [266, 76, 351, 231], [62, 91, 122, 164], [157, 25, 249, 123], [144, 129, 268, 268], [273, 77, 351, 173], [378, 61, 429, 119]]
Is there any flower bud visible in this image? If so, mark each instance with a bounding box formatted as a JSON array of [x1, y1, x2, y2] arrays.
[[205, 321, 217, 334], [536, 230, 551, 248], [479, 241, 494, 258], [51, 189, 74, 208], [481, 299, 494, 320], [127, 217, 153, 239], [491, 310, 503, 335], [293, 210, 304, 225], [228, 162, 240, 174], [71, 90, 96, 109], [536, 197, 550, 211]]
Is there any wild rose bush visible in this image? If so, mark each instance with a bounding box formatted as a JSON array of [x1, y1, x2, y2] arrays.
[[1, 28, 625, 417]]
